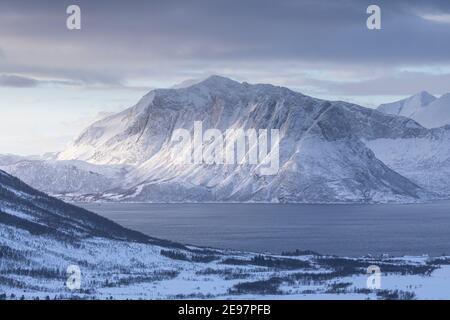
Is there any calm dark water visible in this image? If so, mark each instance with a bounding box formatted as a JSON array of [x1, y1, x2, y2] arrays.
[[78, 202, 450, 257]]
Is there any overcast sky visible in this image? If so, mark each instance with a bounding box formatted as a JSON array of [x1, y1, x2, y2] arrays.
[[1, 0, 450, 155]]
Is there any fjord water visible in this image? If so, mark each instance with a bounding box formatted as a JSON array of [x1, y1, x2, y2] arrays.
[[78, 202, 450, 257]]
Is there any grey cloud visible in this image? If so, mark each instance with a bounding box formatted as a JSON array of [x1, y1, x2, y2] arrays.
[[305, 72, 450, 96], [1, 0, 449, 64], [0, 0, 449, 95], [0, 74, 80, 88], [0, 74, 38, 87]]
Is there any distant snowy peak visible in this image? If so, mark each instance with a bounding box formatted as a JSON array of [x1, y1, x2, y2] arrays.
[[416, 93, 450, 128], [378, 91, 450, 128], [377, 91, 437, 118]]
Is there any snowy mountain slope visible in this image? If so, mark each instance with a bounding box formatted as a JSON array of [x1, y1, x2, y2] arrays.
[[56, 76, 435, 203], [0, 158, 129, 197], [377, 92, 450, 128], [2, 169, 450, 300], [372, 93, 450, 193], [365, 125, 450, 196], [0, 169, 153, 242]]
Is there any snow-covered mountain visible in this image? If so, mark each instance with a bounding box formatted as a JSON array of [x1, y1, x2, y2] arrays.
[[2, 169, 450, 300], [4, 76, 450, 203], [54, 75, 444, 203], [0, 155, 129, 197], [377, 92, 450, 128]]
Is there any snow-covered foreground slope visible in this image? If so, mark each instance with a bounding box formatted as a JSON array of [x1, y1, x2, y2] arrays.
[[2, 169, 450, 300], [53, 76, 450, 203], [378, 92, 450, 129]]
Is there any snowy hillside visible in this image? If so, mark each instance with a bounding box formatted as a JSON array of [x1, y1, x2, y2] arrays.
[[378, 92, 450, 128], [365, 126, 450, 196], [0, 156, 129, 197], [2, 169, 450, 300], [55, 76, 446, 203]]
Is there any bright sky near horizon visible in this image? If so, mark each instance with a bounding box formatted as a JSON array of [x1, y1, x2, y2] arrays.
[[1, 0, 450, 155]]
